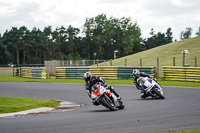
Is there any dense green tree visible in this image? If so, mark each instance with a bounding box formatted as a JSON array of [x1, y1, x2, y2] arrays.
[[165, 28, 173, 43], [43, 26, 54, 60], [132, 38, 145, 54], [0, 14, 178, 65], [82, 17, 97, 59], [66, 25, 80, 58], [3, 27, 22, 65], [52, 26, 67, 59], [144, 29, 156, 49], [18, 26, 32, 64], [31, 27, 46, 63], [82, 14, 141, 59], [143, 28, 173, 49], [195, 27, 200, 36], [180, 27, 192, 40], [0, 37, 11, 64]]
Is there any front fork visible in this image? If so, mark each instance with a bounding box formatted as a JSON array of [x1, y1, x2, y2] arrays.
[[155, 83, 164, 95], [111, 93, 120, 107]]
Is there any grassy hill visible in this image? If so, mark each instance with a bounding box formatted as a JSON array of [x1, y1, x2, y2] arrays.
[[98, 36, 200, 77]]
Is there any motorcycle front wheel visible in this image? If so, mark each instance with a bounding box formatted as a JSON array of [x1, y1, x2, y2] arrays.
[[117, 100, 125, 109], [153, 89, 165, 99], [101, 95, 116, 111]]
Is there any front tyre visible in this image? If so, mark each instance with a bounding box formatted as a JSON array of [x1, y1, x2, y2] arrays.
[[101, 95, 116, 111], [153, 89, 165, 99], [118, 100, 125, 109]]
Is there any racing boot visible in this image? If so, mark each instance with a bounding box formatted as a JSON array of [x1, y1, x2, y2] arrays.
[[141, 90, 148, 99], [92, 100, 99, 106], [109, 86, 121, 100]]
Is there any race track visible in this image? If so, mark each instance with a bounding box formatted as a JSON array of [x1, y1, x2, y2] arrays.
[[0, 82, 200, 133]]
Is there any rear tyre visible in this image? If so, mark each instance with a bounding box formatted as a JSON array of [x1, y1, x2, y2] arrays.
[[101, 95, 116, 111], [153, 89, 165, 99]]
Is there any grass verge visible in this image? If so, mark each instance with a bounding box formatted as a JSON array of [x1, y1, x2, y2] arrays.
[[1, 73, 200, 88], [0, 97, 60, 113]]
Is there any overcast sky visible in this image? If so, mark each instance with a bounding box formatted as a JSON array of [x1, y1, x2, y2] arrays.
[[0, 0, 200, 40]]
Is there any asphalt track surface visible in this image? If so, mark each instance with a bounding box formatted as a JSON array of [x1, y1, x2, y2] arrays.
[[0, 82, 200, 133]]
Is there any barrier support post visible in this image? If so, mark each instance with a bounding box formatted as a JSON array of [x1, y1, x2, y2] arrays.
[[76, 60, 78, 67], [97, 59, 99, 66], [157, 57, 159, 78], [173, 57, 175, 66], [82, 60, 85, 67], [195, 56, 197, 67], [183, 52, 185, 66]]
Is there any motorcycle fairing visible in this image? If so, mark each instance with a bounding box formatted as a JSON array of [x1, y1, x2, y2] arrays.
[[142, 85, 148, 89], [106, 90, 112, 96], [92, 84, 101, 96], [147, 79, 152, 83]]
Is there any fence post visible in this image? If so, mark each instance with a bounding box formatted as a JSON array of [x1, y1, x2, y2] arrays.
[[52, 60, 56, 75], [110, 59, 112, 66], [76, 60, 78, 67], [125, 58, 127, 66], [70, 60, 73, 67], [82, 60, 85, 67], [157, 57, 159, 78], [46, 68, 49, 79], [173, 57, 175, 66], [97, 59, 99, 66], [140, 58, 142, 66], [183, 52, 185, 66], [195, 56, 197, 67], [93, 60, 95, 65], [67, 60, 68, 67]]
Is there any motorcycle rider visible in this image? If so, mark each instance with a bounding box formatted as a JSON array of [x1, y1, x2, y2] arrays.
[[83, 72, 121, 105], [133, 69, 153, 98]]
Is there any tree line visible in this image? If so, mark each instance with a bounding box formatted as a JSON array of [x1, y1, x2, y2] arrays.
[[0, 14, 200, 65]]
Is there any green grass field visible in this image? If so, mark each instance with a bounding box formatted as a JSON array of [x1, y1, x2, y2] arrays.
[[0, 97, 60, 113], [97, 36, 200, 77], [1, 73, 200, 87]]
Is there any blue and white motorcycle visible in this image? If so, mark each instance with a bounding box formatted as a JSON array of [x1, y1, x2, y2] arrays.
[[137, 77, 165, 99]]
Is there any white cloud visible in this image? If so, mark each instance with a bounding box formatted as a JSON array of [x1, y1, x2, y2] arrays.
[[0, 0, 199, 40], [170, 0, 195, 7]]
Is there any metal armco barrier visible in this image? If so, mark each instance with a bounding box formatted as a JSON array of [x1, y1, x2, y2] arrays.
[[118, 67, 156, 79], [21, 67, 47, 79], [56, 67, 89, 79], [163, 66, 200, 81], [0, 67, 13, 71], [89, 66, 118, 79], [56, 66, 155, 79]]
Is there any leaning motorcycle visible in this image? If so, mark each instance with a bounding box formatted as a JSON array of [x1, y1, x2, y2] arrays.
[[91, 83, 125, 111], [137, 77, 165, 99]]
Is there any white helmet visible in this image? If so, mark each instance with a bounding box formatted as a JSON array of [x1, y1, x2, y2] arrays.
[[133, 69, 140, 78]]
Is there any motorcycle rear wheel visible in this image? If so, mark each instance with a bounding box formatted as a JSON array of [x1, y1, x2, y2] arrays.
[[153, 89, 165, 99], [101, 95, 116, 111]]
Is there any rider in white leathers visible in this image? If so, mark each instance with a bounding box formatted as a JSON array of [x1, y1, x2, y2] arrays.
[[133, 69, 153, 98]]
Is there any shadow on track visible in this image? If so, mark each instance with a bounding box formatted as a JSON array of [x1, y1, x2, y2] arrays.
[[134, 98, 166, 101]]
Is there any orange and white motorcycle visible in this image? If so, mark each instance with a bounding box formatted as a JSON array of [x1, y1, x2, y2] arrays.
[[91, 83, 124, 111]]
